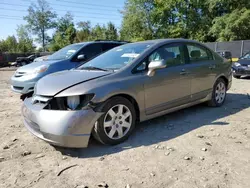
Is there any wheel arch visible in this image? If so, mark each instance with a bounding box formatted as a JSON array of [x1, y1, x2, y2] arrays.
[[217, 75, 229, 89], [105, 93, 140, 122]]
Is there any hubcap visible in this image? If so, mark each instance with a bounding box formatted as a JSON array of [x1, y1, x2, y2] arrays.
[[215, 82, 226, 104], [103, 104, 132, 140]]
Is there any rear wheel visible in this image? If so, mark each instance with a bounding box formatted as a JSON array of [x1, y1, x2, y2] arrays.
[[207, 78, 227, 107], [21, 61, 27, 66], [92, 97, 136, 145]]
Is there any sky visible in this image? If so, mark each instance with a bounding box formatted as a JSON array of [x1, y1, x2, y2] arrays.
[[0, 0, 126, 40]]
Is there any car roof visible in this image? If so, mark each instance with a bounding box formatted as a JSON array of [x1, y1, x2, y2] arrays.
[[216, 50, 231, 52], [132, 38, 205, 46], [74, 40, 128, 45]]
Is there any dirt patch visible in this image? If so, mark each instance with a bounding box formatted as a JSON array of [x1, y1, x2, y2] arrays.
[[0, 71, 250, 188]]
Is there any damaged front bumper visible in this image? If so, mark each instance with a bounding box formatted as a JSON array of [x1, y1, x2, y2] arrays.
[[22, 97, 103, 148]]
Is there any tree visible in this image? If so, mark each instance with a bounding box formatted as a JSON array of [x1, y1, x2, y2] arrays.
[[210, 8, 250, 41], [75, 21, 91, 42], [105, 22, 118, 40], [90, 24, 106, 40], [49, 13, 76, 51], [24, 0, 57, 51], [4, 36, 18, 53], [120, 0, 156, 41], [16, 25, 34, 53]]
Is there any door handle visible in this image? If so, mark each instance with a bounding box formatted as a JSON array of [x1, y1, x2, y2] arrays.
[[209, 65, 216, 69]]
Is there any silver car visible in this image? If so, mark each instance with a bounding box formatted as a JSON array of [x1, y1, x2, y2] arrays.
[[22, 39, 232, 148]]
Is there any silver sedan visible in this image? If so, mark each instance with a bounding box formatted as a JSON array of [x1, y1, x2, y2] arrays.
[[22, 39, 232, 148]]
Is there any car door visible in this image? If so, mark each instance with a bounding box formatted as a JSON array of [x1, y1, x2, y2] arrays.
[[142, 43, 191, 115], [71, 43, 103, 67], [185, 43, 216, 101]]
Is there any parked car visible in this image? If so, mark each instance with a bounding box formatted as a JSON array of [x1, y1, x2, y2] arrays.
[[11, 40, 127, 97], [33, 55, 49, 62], [13, 54, 39, 67], [22, 39, 232, 148], [232, 51, 250, 78], [216, 50, 232, 61]]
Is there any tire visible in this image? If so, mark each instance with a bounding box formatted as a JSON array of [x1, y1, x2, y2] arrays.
[[92, 96, 136, 145], [233, 75, 241, 79], [21, 61, 27, 66], [207, 78, 227, 107]]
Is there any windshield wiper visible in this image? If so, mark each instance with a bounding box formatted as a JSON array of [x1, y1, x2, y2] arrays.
[[81, 66, 109, 71]]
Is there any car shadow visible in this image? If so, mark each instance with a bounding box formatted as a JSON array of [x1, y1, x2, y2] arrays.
[[56, 93, 250, 158], [240, 76, 250, 80]]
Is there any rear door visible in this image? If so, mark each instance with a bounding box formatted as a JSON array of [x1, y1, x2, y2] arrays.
[[185, 43, 216, 101]]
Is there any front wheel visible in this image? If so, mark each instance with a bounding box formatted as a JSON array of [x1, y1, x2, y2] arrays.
[[207, 78, 227, 107], [92, 97, 136, 145]]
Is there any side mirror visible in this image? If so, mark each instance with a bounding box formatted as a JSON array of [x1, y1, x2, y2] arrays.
[[77, 54, 86, 61], [147, 60, 166, 77]]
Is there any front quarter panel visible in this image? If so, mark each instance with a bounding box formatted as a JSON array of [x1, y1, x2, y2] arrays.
[[56, 72, 146, 117]]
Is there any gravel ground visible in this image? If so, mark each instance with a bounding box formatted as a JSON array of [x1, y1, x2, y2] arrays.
[[0, 71, 250, 188]]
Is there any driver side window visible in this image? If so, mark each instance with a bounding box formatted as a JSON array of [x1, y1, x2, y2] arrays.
[[136, 44, 185, 72], [149, 45, 185, 67], [73, 43, 102, 62]]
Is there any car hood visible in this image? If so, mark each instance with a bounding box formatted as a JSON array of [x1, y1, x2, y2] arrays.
[[16, 60, 61, 73], [238, 59, 250, 65], [35, 70, 111, 96]]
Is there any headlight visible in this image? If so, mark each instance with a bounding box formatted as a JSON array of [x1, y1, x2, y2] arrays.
[[44, 94, 95, 110], [234, 62, 241, 67], [67, 96, 80, 110], [34, 65, 49, 74]]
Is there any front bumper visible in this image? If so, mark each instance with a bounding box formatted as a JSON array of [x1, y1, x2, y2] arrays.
[[22, 97, 103, 148], [11, 76, 37, 94], [232, 66, 250, 76]]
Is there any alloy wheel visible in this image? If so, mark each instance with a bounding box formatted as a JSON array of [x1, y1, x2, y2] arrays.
[[103, 104, 132, 140], [215, 82, 226, 104]]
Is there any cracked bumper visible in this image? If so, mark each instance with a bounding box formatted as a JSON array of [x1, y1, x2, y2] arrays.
[[22, 97, 103, 148]]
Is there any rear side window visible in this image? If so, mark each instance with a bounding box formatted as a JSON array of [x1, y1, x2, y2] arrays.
[[187, 44, 213, 63], [102, 43, 122, 52]]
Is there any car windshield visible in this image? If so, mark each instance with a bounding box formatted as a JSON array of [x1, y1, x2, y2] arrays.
[[48, 43, 84, 60], [77, 42, 152, 71], [241, 52, 250, 59]]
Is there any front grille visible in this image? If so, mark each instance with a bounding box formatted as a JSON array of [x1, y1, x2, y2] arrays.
[[13, 86, 24, 91], [15, 71, 27, 78]]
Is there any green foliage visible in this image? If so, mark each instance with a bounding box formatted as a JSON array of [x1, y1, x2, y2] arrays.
[[2, 0, 250, 53], [210, 9, 250, 41], [24, 0, 57, 51], [49, 13, 76, 51], [16, 25, 34, 53], [0, 31, 34, 53], [120, 0, 250, 42]]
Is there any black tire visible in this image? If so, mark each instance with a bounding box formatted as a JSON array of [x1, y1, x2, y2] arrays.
[[233, 75, 241, 79], [92, 96, 136, 145], [21, 61, 27, 66], [207, 78, 227, 107]]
